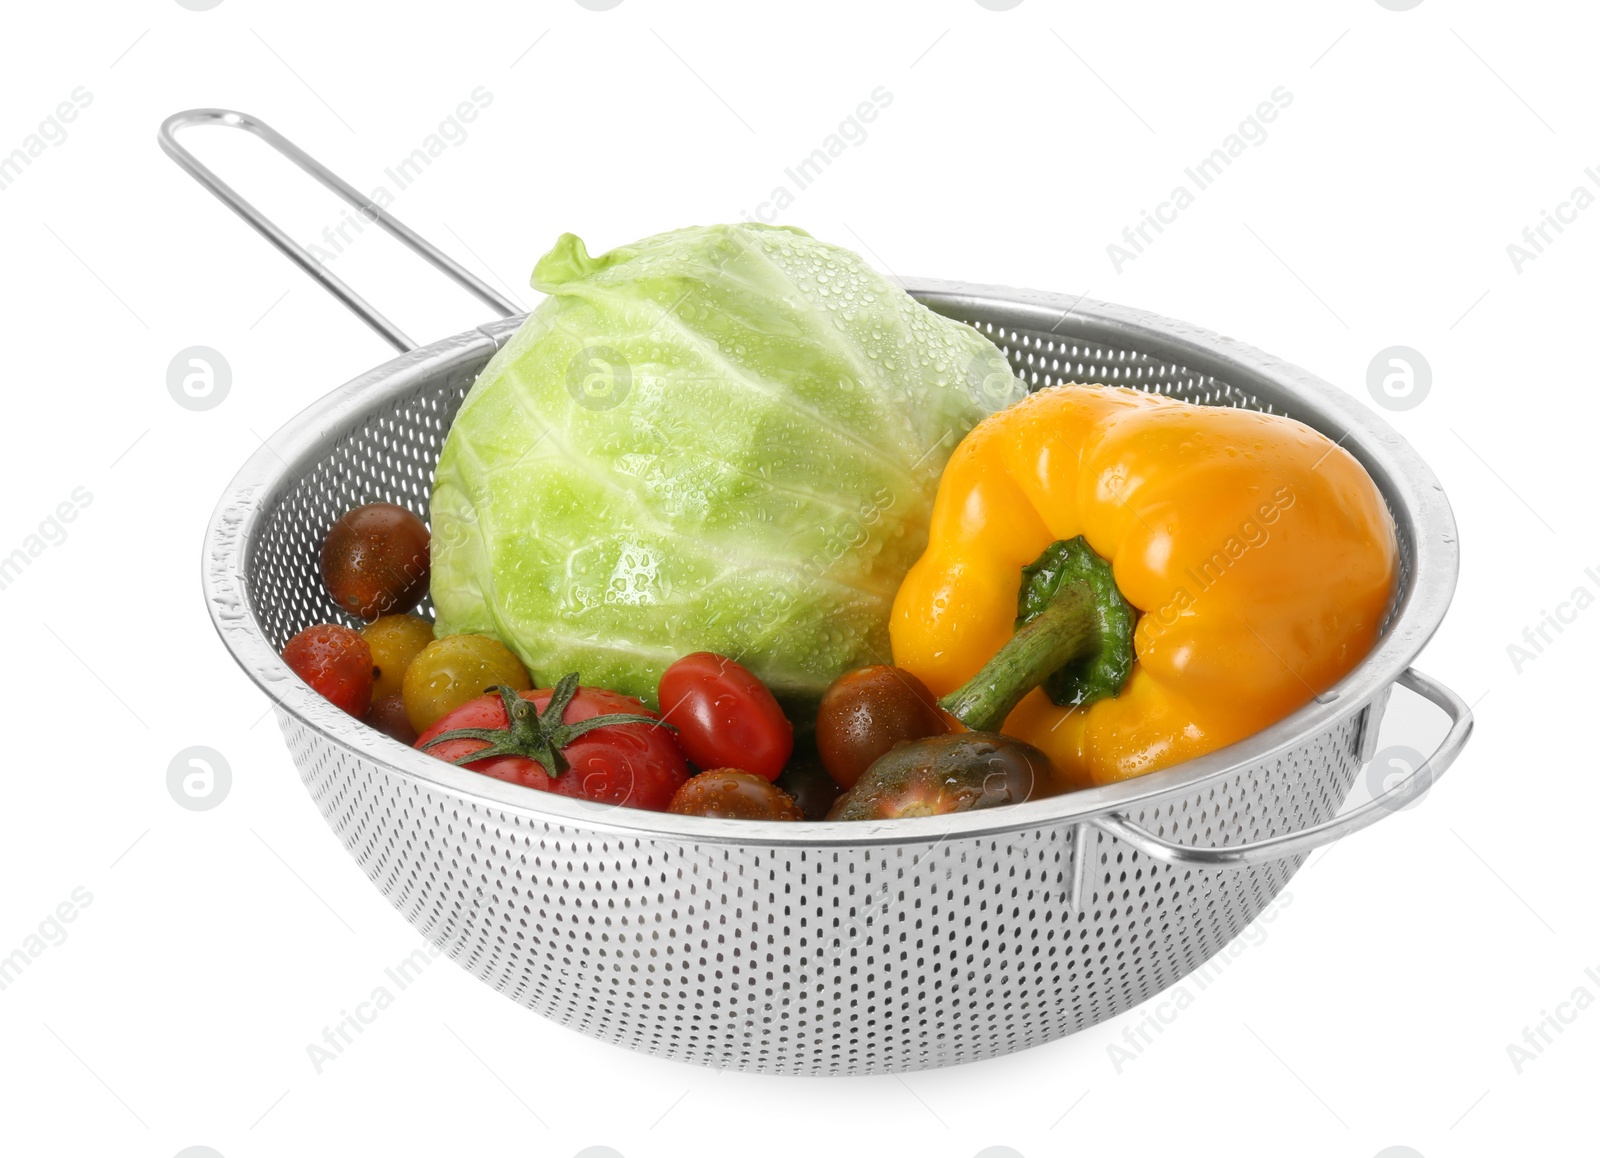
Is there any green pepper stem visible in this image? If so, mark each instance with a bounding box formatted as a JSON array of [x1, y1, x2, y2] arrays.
[[938, 580, 1101, 732]]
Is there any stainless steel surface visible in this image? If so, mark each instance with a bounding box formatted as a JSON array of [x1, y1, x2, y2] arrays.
[[181, 112, 1471, 1075], [1355, 683, 1393, 765], [1090, 668, 1469, 868], [158, 109, 518, 352]]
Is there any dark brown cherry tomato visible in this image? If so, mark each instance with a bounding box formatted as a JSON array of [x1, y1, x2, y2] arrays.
[[282, 623, 374, 716], [321, 502, 430, 620], [827, 733, 1050, 821], [815, 665, 950, 789], [668, 769, 804, 820], [774, 750, 843, 821], [366, 692, 418, 745], [657, 652, 793, 781]]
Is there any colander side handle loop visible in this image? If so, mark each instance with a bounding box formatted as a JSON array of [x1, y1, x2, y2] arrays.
[[1089, 668, 1471, 869], [157, 108, 520, 353]]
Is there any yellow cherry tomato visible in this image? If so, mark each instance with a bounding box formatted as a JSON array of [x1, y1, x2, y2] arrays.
[[360, 614, 436, 700], [402, 634, 531, 734]]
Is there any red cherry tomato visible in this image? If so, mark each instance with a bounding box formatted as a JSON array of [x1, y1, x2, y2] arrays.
[[282, 623, 374, 716], [416, 682, 689, 811], [657, 652, 793, 781]]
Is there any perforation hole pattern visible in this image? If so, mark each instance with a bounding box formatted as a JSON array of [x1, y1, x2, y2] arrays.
[[248, 312, 1382, 1074]]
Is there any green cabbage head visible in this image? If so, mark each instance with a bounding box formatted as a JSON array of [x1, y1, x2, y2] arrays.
[[430, 223, 1023, 710]]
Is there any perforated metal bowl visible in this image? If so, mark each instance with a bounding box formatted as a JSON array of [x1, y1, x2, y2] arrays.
[[174, 111, 1471, 1075]]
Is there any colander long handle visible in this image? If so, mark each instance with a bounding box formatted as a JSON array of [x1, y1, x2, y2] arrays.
[[157, 108, 520, 353], [1088, 668, 1472, 869]]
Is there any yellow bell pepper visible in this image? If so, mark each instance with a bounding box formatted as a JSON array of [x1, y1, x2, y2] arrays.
[[890, 385, 1398, 789]]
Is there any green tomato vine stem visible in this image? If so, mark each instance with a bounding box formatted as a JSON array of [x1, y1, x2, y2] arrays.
[[420, 674, 673, 776]]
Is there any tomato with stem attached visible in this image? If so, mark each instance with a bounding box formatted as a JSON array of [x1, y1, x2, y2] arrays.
[[416, 676, 689, 811]]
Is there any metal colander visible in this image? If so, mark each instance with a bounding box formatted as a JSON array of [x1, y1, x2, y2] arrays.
[[171, 110, 1472, 1076]]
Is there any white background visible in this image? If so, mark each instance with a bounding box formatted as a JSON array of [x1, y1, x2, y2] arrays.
[[0, 1, 1592, 1156]]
